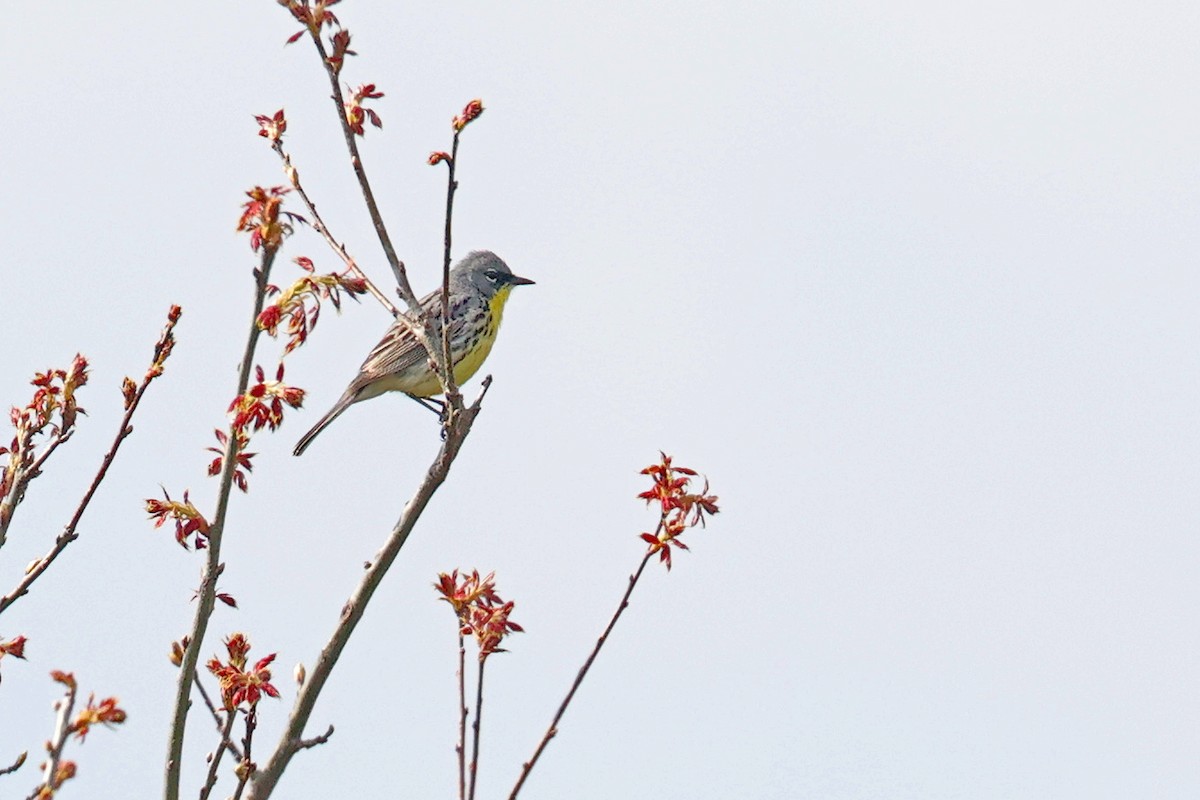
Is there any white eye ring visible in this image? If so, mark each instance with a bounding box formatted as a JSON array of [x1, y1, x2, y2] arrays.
[[484, 269, 500, 282]]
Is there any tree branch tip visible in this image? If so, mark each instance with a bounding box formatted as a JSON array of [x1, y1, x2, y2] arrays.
[[296, 724, 335, 751], [0, 751, 26, 776]]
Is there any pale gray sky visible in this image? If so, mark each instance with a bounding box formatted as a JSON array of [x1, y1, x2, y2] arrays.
[[2, 2, 1197, 798]]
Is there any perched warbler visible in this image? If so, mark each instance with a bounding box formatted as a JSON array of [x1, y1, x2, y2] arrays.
[[293, 250, 533, 455]]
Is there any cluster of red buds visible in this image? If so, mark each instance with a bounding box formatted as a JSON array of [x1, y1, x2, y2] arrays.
[[206, 633, 279, 711], [254, 109, 287, 144], [71, 694, 128, 743], [326, 29, 356, 75], [228, 365, 305, 435], [0, 634, 27, 680], [236, 186, 304, 253], [638, 453, 720, 570], [2, 356, 89, 465], [2, 355, 90, 529], [206, 429, 255, 493], [121, 305, 181, 410], [0, 634, 27, 660], [435, 570, 523, 660], [452, 99, 484, 132], [145, 489, 210, 550], [344, 83, 384, 136], [281, 0, 342, 44], [257, 257, 369, 355]]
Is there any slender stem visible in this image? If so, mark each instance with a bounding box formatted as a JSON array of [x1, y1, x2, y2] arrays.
[[508, 551, 656, 800], [305, 35, 419, 314], [246, 385, 490, 800], [32, 682, 78, 799], [304, 31, 450, 390], [198, 706, 238, 800], [456, 632, 467, 800], [0, 751, 25, 777], [195, 672, 245, 762], [0, 427, 72, 548], [231, 707, 257, 800], [295, 725, 335, 751], [0, 309, 181, 616], [439, 132, 463, 407], [466, 658, 487, 800], [272, 141, 398, 317], [165, 251, 275, 800]]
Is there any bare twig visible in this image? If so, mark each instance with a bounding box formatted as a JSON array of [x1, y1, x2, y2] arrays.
[[231, 708, 257, 800], [456, 632, 467, 800], [438, 129, 464, 412], [0, 751, 26, 777], [466, 658, 487, 800], [295, 725, 334, 751], [165, 252, 276, 800], [508, 550, 656, 800], [198, 703, 239, 800], [0, 307, 181, 616], [303, 34, 420, 314], [246, 383, 490, 800], [271, 140, 398, 317], [195, 671, 245, 762]]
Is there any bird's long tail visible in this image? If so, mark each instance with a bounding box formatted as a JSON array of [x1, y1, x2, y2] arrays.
[[293, 391, 356, 456]]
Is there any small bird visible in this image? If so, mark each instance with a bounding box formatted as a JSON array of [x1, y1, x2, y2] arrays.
[[293, 250, 533, 456]]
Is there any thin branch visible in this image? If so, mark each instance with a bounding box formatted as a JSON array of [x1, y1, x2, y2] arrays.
[[198, 704, 239, 800], [456, 632, 467, 800], [304, 33, 420, 315], [0, 308, 181, 616], [0, 751, 26, 777], [438, 130, 464, 412], [466, 658, 487, 800], [165, 251, 276, 800], [271, 140, 398, 317], [299, 28, 459, 398], [195, 671, 245, 762], [295, 725, 334, 751], [29, 681, 77, 800], [246, 382, 491, 800], [508, 551, 656, 800], [231, 707, 257, 800], [0, 426, 73, 549]]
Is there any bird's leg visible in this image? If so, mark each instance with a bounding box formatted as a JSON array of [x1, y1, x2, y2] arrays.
[[406, 394, 446, 417]]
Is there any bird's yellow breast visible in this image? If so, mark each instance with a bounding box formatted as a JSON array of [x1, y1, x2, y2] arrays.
[[408, 285, 514, 397]]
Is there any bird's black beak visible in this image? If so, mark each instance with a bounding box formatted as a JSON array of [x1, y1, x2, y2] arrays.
[[507, 274, 535, 286]]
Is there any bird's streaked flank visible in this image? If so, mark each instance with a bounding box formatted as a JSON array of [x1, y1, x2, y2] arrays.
[[293, 250, 533, 455]]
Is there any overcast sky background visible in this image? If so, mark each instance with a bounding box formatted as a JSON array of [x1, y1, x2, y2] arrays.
[[1, 2, 1197, 798]]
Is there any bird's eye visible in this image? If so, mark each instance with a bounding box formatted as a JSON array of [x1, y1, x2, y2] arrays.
[[484, 269, 500, 282]]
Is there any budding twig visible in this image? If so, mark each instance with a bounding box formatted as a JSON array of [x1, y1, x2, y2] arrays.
[[197, 699, 239, 800], [164, 251, 276, 800], [0, 751, 26, 778], [456, 630, 468, 800], [304, 34, 419, 314], [466, 659, 488, 800], [195, 670, 245, 761], [0, 308, 181, 617], [32, 679, 77, 799], [508, 550, 655, 799], [295, 725, 335, 751], [246, 382, 491, 800], [438, 126, 464, 410], [270, 140, 398, 317]]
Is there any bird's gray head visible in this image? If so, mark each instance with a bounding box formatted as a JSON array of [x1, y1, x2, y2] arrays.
[[451, 250, 535, 298]]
